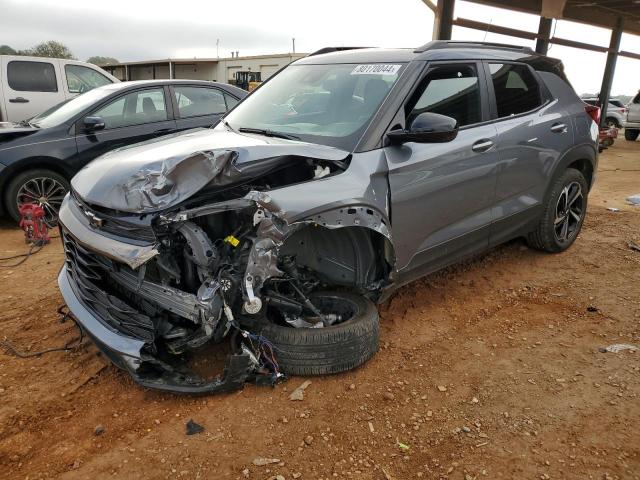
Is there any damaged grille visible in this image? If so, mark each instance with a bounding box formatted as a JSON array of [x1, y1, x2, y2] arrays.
[[72, 191, 157, 243], [61, 228, 156, 343]]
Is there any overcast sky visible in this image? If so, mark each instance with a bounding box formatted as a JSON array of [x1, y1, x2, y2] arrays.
[[2, 0, 639, 96]]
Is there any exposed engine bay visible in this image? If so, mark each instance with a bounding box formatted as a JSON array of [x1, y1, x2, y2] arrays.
[[59, 133, 394, 393]]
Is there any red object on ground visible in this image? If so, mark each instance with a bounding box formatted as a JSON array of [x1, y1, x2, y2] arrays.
[[18, 203, 50, 245], [599, 126, 618, 142]]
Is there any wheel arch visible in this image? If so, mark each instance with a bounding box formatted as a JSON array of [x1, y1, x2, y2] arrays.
[[547, 144, 596, 196], [0, 157, 73, 213]]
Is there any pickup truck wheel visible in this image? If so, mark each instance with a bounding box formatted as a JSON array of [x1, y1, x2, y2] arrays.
[[260, 291, 379, 376], [527, 168, 588, 253], [624, 129, 639, 141], [5, 169, 70, 225]]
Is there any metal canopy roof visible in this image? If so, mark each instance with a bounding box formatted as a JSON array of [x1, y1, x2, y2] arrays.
[[464, 0, 640, 36]]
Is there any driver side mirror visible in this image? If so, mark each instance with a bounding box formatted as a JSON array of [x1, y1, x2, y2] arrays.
[[387, 112, 458, 144], [83, 116, 105, 132]]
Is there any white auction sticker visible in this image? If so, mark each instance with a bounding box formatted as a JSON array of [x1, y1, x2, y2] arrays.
[[351, 64, 402, 75]]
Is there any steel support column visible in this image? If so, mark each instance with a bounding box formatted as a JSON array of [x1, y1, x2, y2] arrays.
[[433, 0, 455, 40], [599, 16, 624, 127], [535, 17, 553, 55]]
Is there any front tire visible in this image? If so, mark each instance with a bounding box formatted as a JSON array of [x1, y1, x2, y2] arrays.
[[4, 169, 70, 225], [625, 129, 639, 141], [527, 168, 588, 253], [260, 291, 379, 376]]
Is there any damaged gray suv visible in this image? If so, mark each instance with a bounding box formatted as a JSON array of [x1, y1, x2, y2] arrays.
[[58, 41, 599, 393]]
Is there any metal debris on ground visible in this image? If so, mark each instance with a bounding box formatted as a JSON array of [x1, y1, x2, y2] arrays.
[[599, 344, 638, 353], [252, 457, 280, 466], [628, 241, 640, 252], [627, 194, 640, 205], [185, 419, 204, 435], [606, 207, 620, 212]]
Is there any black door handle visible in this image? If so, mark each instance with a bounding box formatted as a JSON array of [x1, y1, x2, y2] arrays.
[[9, 97, 29, 103]]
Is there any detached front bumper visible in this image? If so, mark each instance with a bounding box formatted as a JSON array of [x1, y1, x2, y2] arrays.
[[57, 195, 258, 394], [58, 266, 257, 394]]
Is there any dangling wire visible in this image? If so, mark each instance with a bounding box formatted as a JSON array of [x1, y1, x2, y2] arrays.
[[1, 305, 84, 358]]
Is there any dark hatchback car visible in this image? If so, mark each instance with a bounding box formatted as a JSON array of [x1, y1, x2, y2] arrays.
[[0, 79, 246, 223]]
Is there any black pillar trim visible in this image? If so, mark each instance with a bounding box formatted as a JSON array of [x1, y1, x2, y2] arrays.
[[599, 16, 624, 128]]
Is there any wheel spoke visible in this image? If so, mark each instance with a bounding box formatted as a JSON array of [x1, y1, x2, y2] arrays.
[[570, 210, 581, 222], [560, 216, 569, 240], [567, 185, 582, 207]]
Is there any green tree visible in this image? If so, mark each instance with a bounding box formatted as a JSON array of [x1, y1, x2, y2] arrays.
[[23, 41, 75, 59], [86, 56, 119, 66], [0, 45, 17, 55]]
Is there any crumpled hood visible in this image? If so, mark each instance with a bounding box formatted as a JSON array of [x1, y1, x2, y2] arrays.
[[72, 127, 349, 213]]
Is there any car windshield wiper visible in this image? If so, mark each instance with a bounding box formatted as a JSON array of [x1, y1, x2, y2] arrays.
[[238, 127, 300, 140], [18, 119, 38, 128]]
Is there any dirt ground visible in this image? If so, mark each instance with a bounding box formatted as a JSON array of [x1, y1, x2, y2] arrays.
[[1, 139, 639, 480]]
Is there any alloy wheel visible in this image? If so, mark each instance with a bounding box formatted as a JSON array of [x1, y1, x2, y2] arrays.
[[554, 181, 584, 243], [16, 176, 67, 226]]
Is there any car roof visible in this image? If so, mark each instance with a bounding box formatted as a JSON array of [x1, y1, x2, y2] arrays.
[[296, 41, 552, 65], [95, 79, 245, 96]]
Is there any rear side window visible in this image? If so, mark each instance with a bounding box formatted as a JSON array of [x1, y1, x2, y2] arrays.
[[489, 63, 542, 118], [92, 88, 167, 129], [173, 86, 227, 118], [408, 64, 481, 127], [7, 61, 58, 92], [65, 64, 112, 93]]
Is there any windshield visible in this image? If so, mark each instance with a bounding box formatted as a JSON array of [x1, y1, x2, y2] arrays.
[[224, 63, 405, 150], [30, 87, 114, 128]]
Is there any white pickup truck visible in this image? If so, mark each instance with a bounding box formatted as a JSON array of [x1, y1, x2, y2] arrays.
[[0, 55, 119, 123], [624, 91, 640, 141]]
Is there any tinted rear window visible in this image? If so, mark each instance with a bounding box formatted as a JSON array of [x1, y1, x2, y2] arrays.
[[489, 63, 542, 118], [8, 61, 58, 92]]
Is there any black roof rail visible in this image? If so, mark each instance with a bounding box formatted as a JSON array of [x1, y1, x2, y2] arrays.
[[414, 40, 535, 54], [308, 47, 371, 57]]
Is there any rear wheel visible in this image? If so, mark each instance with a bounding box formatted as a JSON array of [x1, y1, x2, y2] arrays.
[[527, 168, 588, 253], [625, 129, 639, 141], [4, 169, 69, 225], [260, 291, 379, 376], [605, 117, 619, 128]]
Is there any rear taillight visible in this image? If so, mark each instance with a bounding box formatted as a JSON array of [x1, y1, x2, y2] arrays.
[[584, 103, 600, 125]]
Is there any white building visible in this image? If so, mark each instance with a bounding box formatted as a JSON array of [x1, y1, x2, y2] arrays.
[[102, 53, 307, 85]]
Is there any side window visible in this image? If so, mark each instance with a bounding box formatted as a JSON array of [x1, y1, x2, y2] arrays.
[[7, 61, 58, 92], [633, 92, 640, 104], [407, 64, 481, 127], [224, 93, 239, 110], [173, 86, 227, 118], [65, 65, 111, 94], [92, 88, 167, 129], [489, 63, 542, 118]]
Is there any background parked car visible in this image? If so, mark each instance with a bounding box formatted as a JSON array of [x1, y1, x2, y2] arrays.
[[0, 55, 119, 122], [582, 97, 627, 128], [624, 90, 640, 141], [0, 79, 246, 223]]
